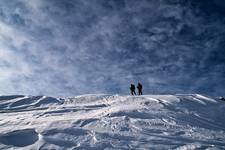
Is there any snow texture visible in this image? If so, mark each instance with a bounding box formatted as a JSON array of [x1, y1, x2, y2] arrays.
[[0, 94, 225, 149]]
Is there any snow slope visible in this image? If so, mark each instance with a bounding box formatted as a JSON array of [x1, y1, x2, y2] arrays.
[[0, 94, 225, 149]]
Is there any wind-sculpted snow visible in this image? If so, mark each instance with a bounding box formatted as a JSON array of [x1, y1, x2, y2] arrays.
[[0, 95, 63, 112], [0, 94, 225, 149]]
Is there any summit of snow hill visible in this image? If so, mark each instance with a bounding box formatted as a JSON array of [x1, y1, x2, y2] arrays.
[[0, 94, 225, 149]]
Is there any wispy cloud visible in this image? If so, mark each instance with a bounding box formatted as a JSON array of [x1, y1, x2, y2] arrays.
[[0, 0, 224, 96]]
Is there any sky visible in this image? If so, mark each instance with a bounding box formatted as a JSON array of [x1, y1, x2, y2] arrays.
[[0, 0, 225, 97]]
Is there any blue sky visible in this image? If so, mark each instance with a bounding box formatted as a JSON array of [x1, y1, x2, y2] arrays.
[[0, 0, 225, 96]]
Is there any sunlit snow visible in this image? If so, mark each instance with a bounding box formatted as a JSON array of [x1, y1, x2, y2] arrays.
[[0, 94, 225, 149]]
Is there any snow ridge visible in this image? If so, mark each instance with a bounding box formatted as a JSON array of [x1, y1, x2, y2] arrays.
[[0, 94, 225, 149]]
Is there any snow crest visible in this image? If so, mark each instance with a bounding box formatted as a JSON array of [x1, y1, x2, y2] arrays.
[[0, 94, 225, 149]]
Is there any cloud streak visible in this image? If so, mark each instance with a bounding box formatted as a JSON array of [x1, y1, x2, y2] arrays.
[[0, 0, 224, 96]]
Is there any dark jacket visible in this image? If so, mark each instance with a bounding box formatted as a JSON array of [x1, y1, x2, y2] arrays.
[[130, 84, 135, 91], [137, 83, 142, 90]]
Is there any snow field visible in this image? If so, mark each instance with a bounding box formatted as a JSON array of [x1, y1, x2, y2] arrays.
[[0, 94, 225, 149]]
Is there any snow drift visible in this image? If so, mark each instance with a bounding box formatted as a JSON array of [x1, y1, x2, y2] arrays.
[[0, 94, 225, 149]]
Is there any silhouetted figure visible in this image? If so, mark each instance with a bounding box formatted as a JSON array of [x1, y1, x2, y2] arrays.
[[137, 82, 143, 95], [130, 84, 136, 95]]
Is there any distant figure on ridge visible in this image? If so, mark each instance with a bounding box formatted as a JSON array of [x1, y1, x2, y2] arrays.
[[130, 84, 136, 95], [137, 82, 143, 95]]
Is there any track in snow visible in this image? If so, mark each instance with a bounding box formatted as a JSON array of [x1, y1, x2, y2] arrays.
[[0, 94, 225, 149]]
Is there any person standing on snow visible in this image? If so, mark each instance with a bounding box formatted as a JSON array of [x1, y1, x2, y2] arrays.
[[137, 82, 143, 95], [130, 84, 136, 95]]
